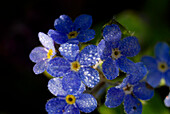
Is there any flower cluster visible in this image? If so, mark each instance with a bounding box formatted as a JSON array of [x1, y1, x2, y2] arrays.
[[30, 14, 99, 113], [29, 14, 169, 114]]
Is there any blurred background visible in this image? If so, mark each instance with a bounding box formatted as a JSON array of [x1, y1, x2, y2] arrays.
[[1, 0, 170, 113]]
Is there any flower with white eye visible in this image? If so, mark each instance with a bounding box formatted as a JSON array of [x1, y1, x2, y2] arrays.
[[98, 24, 140, 80], [141, 42, 170, 88]]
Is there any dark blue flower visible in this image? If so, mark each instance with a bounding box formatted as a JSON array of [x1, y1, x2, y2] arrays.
[[48, 14, 95, 44], [164, 92, 170, 107], [105, 62, 153, 114], [98, 24, 140, 80], [45, 76, 97, 114], [29, 32, 56, 74], [105, 76, 153, 114], [47, 43, 100, 88], [141, 42, 170, 88]]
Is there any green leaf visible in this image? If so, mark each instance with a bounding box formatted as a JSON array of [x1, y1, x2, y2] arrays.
[[98, 104, 125, 114], [116, 10, 149, 42], [142, 92, 170, 114]]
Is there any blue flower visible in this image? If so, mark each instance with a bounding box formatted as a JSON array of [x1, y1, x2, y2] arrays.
[[48, 14, 95, 44], [97, 24, 140, 80], [29, 32, 56, 74], [47, 43, 100, 88], [141, 42, 170, 88], [105, 63, 154, 114], [45, 76, 97, 114], [164, 92, 170, 107]]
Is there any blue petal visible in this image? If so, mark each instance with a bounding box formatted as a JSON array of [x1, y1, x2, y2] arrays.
[[54, 15, 73, 33], [77, 29, 95, 42], [116, 56, 136, 74], [67, 40, 79, 44], [141, 56, 158, 71], [103, 24, 121, 43], [45, 98, 67, 114], [146, 70, 162, 88], [133, 82, 154, 100], [117, 76, 129, 89], [164, 69, 170, 86], [48, 77, 67, 97], [102, 58, 119, 80], [78, 67, 99, 88], [111, 40, 120, 49], [62, 71, 81, 95], [64, 105, 80, 114], [155, 42, 169, 62], [164, 93, 170, 107], [168, 58, 170, 66], [74, 14, 92, 30], [78, 45, 100, 67], [128, 62, 147, 85], [29, 47, 47, 63], [97, 39, 112, 60], [76, 93, 97, 113], [59, 43, 79, 62], [48, 29, 68, 44], [33, 59, 48, 74], [38, 32, 55, 51], [73, 82, 86, 97], [47, 57, 70, 77], [105, 87, 125, 108], [124, 94, 142, 114], [119, 36, 140, 57]]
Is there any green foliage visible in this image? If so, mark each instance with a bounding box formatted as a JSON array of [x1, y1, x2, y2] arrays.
[[142, 92, 170, 114]]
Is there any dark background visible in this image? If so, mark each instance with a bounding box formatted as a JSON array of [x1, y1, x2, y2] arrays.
[[1, 0, 170, 113]]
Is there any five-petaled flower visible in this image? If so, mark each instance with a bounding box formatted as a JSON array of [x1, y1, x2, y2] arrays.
[[141, 42, 170, 88], [29, 32, 56, 74], [45, 75, 97, 114], [97, 24, 140, 80], [47, 43, 100, 88], [48, 14, 95, 44], [105, 62, 154, 114]]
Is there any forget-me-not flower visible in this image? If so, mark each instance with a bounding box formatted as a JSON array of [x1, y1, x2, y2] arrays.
[[48, 14, 95, 44], [97, 24, 140, 80], [29, 32, 56, 74], [105, 62, 154, 114], [47, 43, 100, 88], [141, 42, 170, 88], [45, 75, 97, 114]]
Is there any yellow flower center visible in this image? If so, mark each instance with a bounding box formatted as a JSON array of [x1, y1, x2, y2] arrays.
[[111, 48, 121, 59], [47, 49, 53, 59], [67, 31, 78, 39], [71, 61, 81, 72], [65, 95, 76, 104], [158, 62, 168, 72]]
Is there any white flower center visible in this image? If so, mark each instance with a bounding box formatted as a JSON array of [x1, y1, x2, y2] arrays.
[[123, 84, 133, 95]]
